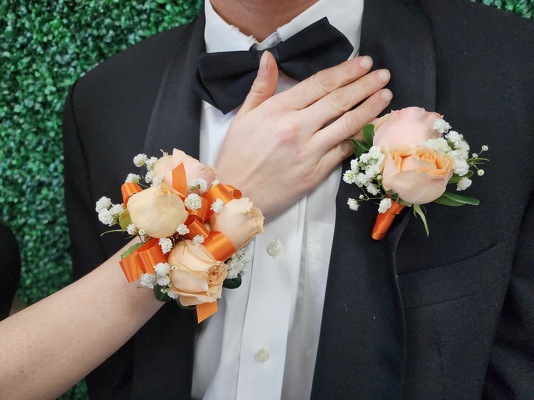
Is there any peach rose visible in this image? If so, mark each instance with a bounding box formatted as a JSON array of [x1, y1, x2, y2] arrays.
[[127, 184, 188, 238], [373, 107, 443, 149], [209, 197, 264, 249], [152, 149, 216, 191], [168, 240, 227, 306], [382, 145, 455, 204]]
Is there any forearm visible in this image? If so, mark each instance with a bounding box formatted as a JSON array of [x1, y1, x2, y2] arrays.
[[0, 242, 164, 400]]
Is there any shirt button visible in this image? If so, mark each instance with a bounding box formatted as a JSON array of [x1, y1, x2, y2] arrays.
[[254, 348, 270, 363], [266, 240, 282, 257]]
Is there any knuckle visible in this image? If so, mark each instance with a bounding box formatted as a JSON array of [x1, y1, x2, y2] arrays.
[[327, 89, 353, 111], [276, 124, 299, 143], [313, 70, 337, 93], [340, 113, 357, 137]]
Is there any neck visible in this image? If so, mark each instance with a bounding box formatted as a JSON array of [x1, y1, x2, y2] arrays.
[[210, 0, 319, 41]]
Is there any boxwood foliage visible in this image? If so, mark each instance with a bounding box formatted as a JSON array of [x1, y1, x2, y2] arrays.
[[0, 0, 530, 399]]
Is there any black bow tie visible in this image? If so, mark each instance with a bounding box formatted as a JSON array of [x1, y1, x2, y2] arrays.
[[192, 17, 354, 114]]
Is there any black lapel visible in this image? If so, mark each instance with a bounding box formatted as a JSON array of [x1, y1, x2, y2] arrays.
[[133, 12, 206, 399], [142, 11, 206, 159], [312, 0, 436, 398]]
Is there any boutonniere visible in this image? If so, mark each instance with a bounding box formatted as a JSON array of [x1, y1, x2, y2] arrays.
[[95, 149, 264, 322], [343, 107, 488, 240]]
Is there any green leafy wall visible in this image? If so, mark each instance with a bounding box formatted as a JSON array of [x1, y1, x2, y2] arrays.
[[0, 0, 531, 398]]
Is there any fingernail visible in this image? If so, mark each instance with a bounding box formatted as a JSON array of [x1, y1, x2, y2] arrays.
[[381, 89, 393, 101], [260, 51, 270, 71], [359, 56, 372, 69], [377, 69, 391, 82]]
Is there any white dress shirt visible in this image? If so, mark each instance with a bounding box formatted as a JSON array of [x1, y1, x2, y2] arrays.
[[192, 1, 363, 398]]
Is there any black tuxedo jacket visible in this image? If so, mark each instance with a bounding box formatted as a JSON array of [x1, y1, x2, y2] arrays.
[[62, 0, 534, 398]]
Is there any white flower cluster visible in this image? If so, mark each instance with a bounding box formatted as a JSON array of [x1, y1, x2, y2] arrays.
[[343, 145, 385, 210], [188, 178, 208, 194], [426, 127, 487, 192], [185, 193, 202, 211], [210, 198, 224, 214], [378, 197, 392, 214], [125, 173, 141, 183], [159, 237, 173, 254], [432, 118, 451, 135], [226, 244, 250, 280], [95, 196, 124, 227], [139, 262, 179, 299], [132, 153, 159, 185]]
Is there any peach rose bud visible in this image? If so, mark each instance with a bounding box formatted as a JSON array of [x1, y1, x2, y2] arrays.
[[382, 146, 455, 204], [373, 107, 443, 149], [127, 184, 188, 238], [209, 197, 264, 249], [168, 240, 227, 306]]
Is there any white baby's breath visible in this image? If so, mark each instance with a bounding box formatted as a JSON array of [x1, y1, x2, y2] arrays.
[[167, 290, 179, 300], [433, 118, 451, 134], [145, 156, 159, 171], [378, 198, 392, 214], [347, 198, 359, 211], [95, 196, 112, 213], [192, 235, 205, 246], [154, 262, 171, 276], [157, 275, 171, 286], [126, 223, 138, 236], [159, 238, 173, 254], [185, 193, 203, 211], [177, 224, 190, 235], [151, 175, 163, 187], [144, 171, 154, 184], [188, 178, 208, 194], [456, 177, 472, 191], [125, 173, 141, 183], [226, 245, 250, 279], [133, 154, 148, 167], [140, 273, 157, 289], [97, 209, 114, 226], [210, 198, 224, 213]]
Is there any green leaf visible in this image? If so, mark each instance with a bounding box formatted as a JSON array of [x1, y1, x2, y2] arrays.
[[413, 204, 430, 236], [153, 284, 172, 302], [362, 123, 375, 147], [433, 192, 480, 206], [223, 275, 242, 289], [351, 138, 370, 159], [176, 298, 196, 310], [120, 242, 143, 259], [119, 209, 132, 231]]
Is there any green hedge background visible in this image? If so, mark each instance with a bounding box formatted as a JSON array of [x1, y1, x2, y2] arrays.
[[0, 0, 531, 398]]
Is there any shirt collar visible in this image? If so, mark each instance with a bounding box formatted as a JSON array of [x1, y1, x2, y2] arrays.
[[204, 0, 363, 56]]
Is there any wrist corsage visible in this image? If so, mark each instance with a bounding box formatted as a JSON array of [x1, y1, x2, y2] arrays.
[[96, 149, 264, 322], [343, 107, 488, 240]]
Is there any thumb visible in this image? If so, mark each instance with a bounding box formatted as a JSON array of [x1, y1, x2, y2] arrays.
[[237, 51, 279, 116]]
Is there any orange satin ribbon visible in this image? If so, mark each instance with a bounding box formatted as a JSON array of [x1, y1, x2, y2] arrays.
[[121, 182, 143, 206], [119, 238, 167, 282], [203, 231, 236, 262], [171, 163, 187, 196], [197, 302, 218, 323], [204, 183, 242, 205], [371, 201, 405, 240]]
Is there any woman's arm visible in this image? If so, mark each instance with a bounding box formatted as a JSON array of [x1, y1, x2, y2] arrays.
[[0, 241, 164, 400]]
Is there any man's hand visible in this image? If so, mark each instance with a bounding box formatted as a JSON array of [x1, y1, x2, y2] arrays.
[[216, 51, 392, 218]]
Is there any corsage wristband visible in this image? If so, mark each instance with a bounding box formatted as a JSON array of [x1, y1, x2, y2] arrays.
[[96, 149, 264, 323]]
